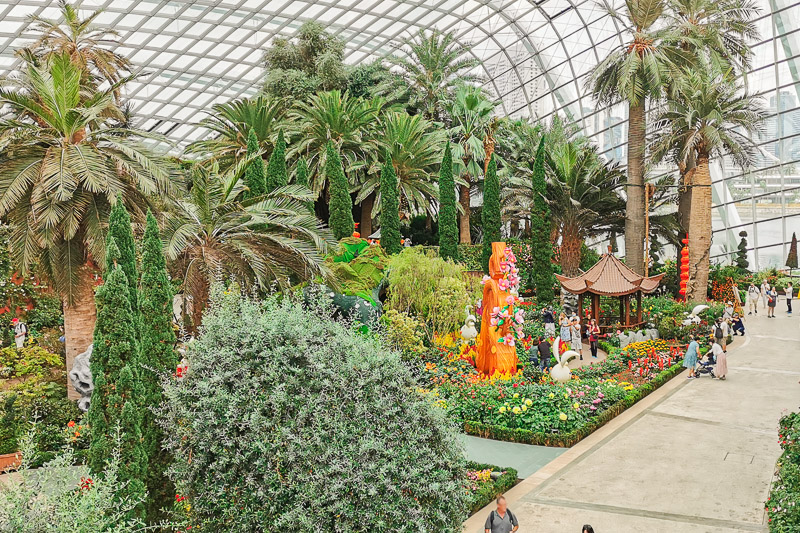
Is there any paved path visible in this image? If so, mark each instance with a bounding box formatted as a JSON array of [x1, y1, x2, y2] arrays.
[[465, 312, 799, 532], [462, 435, 567, 479]]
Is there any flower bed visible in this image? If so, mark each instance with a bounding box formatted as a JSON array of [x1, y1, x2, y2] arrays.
[[766, 411, 800, 531], [465, 461, 518, 514], [421, 339, 688, 447]]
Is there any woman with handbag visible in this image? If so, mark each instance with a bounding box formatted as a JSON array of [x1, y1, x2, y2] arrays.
[[588, 319, 601, 358]]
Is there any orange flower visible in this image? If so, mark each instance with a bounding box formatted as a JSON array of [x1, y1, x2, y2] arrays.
[[67, 420, 75, 428]]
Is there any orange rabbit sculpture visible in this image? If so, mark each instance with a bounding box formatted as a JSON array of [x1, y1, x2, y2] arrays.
[[476, 242, 523, 376]]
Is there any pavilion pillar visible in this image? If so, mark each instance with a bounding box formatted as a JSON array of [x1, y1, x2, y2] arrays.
[[619, 297, 624, 326], [636, 291, 642, 324], [624, 295, 631, 326], [578, 293, 584, 336]]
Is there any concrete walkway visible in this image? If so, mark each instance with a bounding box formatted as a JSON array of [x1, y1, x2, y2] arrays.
[[462, 435, 567, 478], [465, 312, 799, 532]]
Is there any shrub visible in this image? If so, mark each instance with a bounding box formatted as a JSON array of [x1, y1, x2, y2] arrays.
[[265, 129, 288, 192], [386, 247, 472, 340], [381, 309, 426, 360], [466, 462, 518, 514], [767, 411, 800, 531], [438, 144, 459, 262], [243, 128, 267, 198], [0, 345, 61, 379], [159, 290, 469, 532], [326, 141, 355, 240], [480, 156, 501, 273], [528, 137, 555, 303], [0, 431, 149, 533]]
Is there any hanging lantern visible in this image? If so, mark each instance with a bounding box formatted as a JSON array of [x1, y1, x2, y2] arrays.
[[679, 235, 690, 300]]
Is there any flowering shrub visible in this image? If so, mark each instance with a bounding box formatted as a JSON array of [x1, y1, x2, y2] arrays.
[[0, 345, 62, 379], [160, 289, 469, 532], [767, 411, 800, 531], [465, 461, 518, 514], [0, 430, 149, 532]]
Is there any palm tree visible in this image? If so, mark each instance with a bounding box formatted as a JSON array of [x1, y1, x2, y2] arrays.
[[446, 86, 496, 243], [355, 112, 444, 234], [185, 95, 285, 173], [664, 0, 760, 233], [586, 0, 692, 274], [162, 164, 332, 329], [19, 1, 132, 99], [650, 69, 764, 302], [0, 52, 173, 379], [546, 140, 627, 276], [385, 28, 481, 121]]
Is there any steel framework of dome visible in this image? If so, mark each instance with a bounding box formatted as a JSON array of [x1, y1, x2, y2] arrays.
[[0, 0, 798, 267]]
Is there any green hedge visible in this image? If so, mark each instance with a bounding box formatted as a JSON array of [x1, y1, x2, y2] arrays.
[[466, 461, 518, 515], [767, 411, 800, 531], [463, 363, 686, 447]]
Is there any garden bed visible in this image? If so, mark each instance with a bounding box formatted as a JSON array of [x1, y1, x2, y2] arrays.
[[465, 461, 518, 515], [766, 411, 800, 530]]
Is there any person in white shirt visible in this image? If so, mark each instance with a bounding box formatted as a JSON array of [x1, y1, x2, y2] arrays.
[[711, 317, 729, 352], [786, 282, 793, 314], [760, 282, 770, 310], [11, 318, 27, 349], [746, 283, 760, 315]]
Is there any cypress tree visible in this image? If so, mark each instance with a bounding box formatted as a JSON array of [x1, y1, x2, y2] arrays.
[[107, 198, 138, 318], [438, 143, 459, 262], [244, 128, 267, 198], [295, 157, 314, 213], [736, 231, 750, 270], [266, 130, 288, 192], [481, 155, 501, 273], [87, 237, 147, 519], [326, 140, 354, 240], [139, 210, 178, 517], [379, 154, 401, 255], [530, 137, 555, 304], [787, 232, 798, 270]]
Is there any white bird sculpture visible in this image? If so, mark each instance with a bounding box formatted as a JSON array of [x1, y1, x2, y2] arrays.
[[460, 305, 478, 342], [682, 304, 710, 325], [550, 341, 580, 383]]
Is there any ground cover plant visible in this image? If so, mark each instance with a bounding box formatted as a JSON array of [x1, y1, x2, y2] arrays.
[[767, 411, 800, 531]]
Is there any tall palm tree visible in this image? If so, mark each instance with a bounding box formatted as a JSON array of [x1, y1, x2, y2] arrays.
[[385, 28, 481, 121], [0, 52, 173, 378], [586, 0, 692, 274], [19, 1, 132, 99], [355, 112, 445, 233], [163, 163, 332, 329], [185, 95, 285, 173], [546, 140, 627, 276], [664, 0, 760, 233], [650, 69, 764, 302], [446, 86, 496, 243]]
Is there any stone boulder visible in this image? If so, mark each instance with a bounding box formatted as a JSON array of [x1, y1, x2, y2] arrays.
[[68, 344, 93, 412]]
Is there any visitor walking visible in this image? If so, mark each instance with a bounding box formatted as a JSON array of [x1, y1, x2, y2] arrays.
[[559, 311, 571, 346], [712, 339, 727, 380], [747, 283, 760, 315], [768, 286, 778, 318], [570, 315, 583, 360], [712, 317, 729, 352], [537, 336, 552, 372], [588, 318, 601, 358], [731, 313, 745, 336], [484, 495, 519, 533], [786, 282, 793, 314], [11, 318, 27, 349], [684, 335, 699, 379], [543, 307, 555, 337], [761, 281, 770, 310], [582, 526, 595, 533]]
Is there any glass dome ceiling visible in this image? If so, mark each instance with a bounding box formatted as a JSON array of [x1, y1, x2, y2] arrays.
[[0, 0, 799, 268]]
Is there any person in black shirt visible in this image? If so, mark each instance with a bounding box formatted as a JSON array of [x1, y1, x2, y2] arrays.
[[542, 307, 555, 337], [537, 336, 552, 371]]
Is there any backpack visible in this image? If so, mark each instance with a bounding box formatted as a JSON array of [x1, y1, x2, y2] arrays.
[[488, 509, 517, 529], [714, 324, 723, 338]]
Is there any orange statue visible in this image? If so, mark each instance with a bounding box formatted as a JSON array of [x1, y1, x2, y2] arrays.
[[476, 242, 521, 376]]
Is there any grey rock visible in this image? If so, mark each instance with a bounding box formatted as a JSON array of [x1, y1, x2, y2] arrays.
[[68, 344, 93, 412]]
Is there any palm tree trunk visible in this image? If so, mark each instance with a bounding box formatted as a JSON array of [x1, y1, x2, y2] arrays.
[[686, 156, 712, 303], [678, 168, 693, 236], [64, 266, 97, 400], [625, 100, 646, 275], [459, 180, 471, 244], [561, 225, 583, 277], [360, 192, 374, 237]]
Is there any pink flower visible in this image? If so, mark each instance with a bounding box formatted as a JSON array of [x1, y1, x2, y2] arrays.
[[481, 275, 491, 285], [503, 333, 516, 346], [506, 295, 516, 305]]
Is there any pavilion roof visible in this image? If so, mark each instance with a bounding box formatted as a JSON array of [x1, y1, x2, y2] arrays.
[[555, 253, 664, 296]]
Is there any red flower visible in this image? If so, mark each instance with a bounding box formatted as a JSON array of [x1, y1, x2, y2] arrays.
[[67, 420, 76, 428]]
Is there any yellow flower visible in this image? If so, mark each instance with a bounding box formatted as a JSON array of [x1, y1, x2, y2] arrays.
[[548, 393, 555, 399], [573, 402, 580, 409], [512, 406, 521, 414], [564, 393, 569, 399], [521, 405, 528, 412], [499, 406, 507, 414], [525, 399, 533, 406], [513, 393, 519, 399], [559, 412, 568, 421]]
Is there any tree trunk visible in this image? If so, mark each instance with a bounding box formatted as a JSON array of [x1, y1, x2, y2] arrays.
[[360, 192, 374, 237], [678, 168, 693, 236], [459, 180, 471, 244], [561, 225, 583, 277], [64, 266, 97, 401], [625, 100, 646, 275], [686, 156, 712, 303]]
